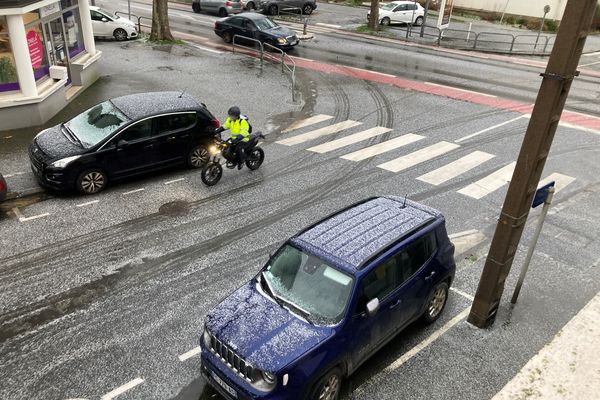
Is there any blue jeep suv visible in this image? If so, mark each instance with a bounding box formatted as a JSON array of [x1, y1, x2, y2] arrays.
[[200, 196, 456, 399]]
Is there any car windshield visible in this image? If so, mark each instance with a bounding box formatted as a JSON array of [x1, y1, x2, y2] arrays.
[[263, 244, 354, 325], [381, 3, 398, 11], [65, 101, 130, 148], [255, 17, 278, 31]]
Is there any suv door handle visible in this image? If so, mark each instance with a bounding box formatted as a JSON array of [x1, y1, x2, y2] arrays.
[[166, 136, 177, 142], [425, 271, 436, 281], [389, 299, 402, 309], [144, 144, 154, 150]]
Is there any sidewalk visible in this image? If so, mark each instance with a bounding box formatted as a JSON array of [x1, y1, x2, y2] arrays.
[[493, 291, 600, 400]]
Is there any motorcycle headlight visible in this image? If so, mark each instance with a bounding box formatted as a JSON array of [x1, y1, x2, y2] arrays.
[[208, 145, 220, 155], [50, 155, 81, 169], [277, 37, 287, 45]]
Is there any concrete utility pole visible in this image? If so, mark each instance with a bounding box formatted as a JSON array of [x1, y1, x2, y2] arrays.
[[467, 0, 598, 329]]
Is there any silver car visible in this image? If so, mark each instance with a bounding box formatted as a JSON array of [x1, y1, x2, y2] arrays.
[[192, 0, 243, 17], [258, 0, 317, 16]]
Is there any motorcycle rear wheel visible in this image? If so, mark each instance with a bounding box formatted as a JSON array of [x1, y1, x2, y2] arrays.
[[245, 147, 265, 171], [201, 162, 223, 186]]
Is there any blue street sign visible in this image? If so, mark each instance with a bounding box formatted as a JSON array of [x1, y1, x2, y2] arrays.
[[532, 181, 555, 208]]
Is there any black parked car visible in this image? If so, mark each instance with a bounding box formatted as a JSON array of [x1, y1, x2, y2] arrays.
[[29, 92, 220, 195], [0, 173, 7, 202], [214, 13, 299, 50]]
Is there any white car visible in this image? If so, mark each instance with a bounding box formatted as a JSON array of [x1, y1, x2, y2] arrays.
[[368, 1, 425, 26], [90, 6, 138, 41]]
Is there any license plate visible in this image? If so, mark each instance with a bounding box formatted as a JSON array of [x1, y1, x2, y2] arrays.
[[212, 371, 237, 398]]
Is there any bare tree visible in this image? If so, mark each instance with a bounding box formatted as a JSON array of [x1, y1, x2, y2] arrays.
[[150, 0, 174, 41], [368, 0, 380, 30]]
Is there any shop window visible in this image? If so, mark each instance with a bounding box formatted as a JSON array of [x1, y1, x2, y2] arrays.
[[0, 16, 19, 92], [63, 7, 85, 58], [24, 22, 50, 82]]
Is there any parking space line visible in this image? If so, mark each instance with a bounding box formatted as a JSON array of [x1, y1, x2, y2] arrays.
[[76, 200, 99, 208], [100, 378, 144, 400], [189, 43, 224, 54], [450, 288, 475, 301], [340, 134, 425, 162], [385, 307, 470, 371], [4, 171, 27, 178], [377, 141, 460, 173], [539, 173, 576, 194], [307, 127, 392, 153], [455, 116, 526, 143], [179, 346, 201, 362], [457, 161, 517, 199], [425, 82, 497, 98], [282, 114, 334, 133], [122, 188, 145, 196], [418, 151, 496, 185], [164, 178, 186, 185], [276, 120, 361, 146], [12, 207, 50, 222], [579, 60, 600, 67], [316, 22, 342, 29]]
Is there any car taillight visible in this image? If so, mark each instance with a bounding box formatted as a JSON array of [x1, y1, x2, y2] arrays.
[[211, 119, 221, 129], [225, 1, 232, 6], [0, 180, 6, 193]]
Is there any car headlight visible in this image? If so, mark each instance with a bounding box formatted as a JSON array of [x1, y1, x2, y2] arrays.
[[277, 37, 287, 45], [50, 155, 81, 169], [262, 371, 276, 384], [203, 326, 211, 347], [251, 370, 277, 391]]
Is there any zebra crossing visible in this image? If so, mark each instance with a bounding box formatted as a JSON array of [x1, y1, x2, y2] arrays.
[[276, 115, 576, 199]]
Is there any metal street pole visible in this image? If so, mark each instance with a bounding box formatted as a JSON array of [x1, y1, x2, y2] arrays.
[[535, 5, 551, 50], [467, 0, 598, 329], [420, 0, 430, 38], [500, 0, 511, 25], [128, 0, 132, 20], [511, 187, 555, 304], [407, 0, 417, 38]]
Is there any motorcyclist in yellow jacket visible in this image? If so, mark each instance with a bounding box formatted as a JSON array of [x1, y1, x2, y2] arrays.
[[221, 106, 250, 169]]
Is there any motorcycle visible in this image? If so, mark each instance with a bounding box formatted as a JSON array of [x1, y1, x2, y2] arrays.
[[201, 132, 265, 186]]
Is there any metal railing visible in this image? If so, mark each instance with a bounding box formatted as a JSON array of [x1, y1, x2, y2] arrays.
[[115, 11, 152, 32], [263, 43, 297, 102], [232, 35, 264, 65]]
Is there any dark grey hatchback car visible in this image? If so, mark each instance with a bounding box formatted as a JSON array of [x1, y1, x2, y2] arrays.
[[29, 92, 220, 194]]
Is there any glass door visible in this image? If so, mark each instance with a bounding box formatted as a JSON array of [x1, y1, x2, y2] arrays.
[[44, 17, 71, 83]]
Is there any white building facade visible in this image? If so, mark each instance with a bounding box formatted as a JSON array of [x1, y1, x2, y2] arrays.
[[0, 0, 101, 130], [453, 0, 568, 21]]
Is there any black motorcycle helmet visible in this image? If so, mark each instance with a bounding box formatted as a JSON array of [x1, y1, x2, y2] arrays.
[[228, 106, 241, 119]]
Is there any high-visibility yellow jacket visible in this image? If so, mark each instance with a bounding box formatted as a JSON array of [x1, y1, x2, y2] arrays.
[[224, 117, 250, 142]]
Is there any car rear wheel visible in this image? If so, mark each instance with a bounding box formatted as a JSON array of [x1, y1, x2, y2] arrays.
[[302, 4, 313, 15], [381, 17, 391, 26], [268, 4, 278, 16], [77, 169, 108, 195], [246, 1, 255, 10], [222, 31, 233, 43], [422, 281, 449, 324], [192, 2, 201, 13], [113, 28, 128, 41], [188, 145, 209, 168], [311, 367, 341, 400], [414, 16, 424, 26], [218, 8, 228, 17]]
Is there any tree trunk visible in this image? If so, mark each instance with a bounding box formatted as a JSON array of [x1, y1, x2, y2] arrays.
[[368, 0, 380, 30], [150, 0, 174, 41]]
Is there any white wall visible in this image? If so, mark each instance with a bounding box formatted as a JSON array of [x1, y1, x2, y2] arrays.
[[453, 0, 568, 20]]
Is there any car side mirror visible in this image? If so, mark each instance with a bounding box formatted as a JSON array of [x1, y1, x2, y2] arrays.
[[366, 298, 380, 318], [117, 139, 129, 148], [101, 17, 108, 22]]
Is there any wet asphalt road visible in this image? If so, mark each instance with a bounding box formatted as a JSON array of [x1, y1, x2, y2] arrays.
[[1, 4, 600, 400]]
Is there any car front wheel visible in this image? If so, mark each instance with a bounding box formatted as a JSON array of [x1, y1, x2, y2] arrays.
[[77, 169, 108, 195], [302, 4, 313, 15], [268, 4, 278, 16], [381, 17, 391, 26], [414, 16, 424, 26], [188, 145, 209, 168], [422, 281, 449, 324], [246, 1, 255, 10], [311, 367, 341, 400], [222, 31, 233, 43], [218, 8, 228, 17], [113, 28, 128, 41]]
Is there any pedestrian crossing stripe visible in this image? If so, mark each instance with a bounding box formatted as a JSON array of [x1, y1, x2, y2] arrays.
[[307, 127, 392, 153], [341, 134, 425, 161], [377, 141, 461, 173], [282, 114, 334, 133], [417, 151, 496, 185], [539, 173, 576, 194], [276, 120, 362, 146], [457, 161, 517, 199]]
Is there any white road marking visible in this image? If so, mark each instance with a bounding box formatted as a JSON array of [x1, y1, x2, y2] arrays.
[[3, 135, 12, 139], [100, 378, 144, 400], [282, 114, 334, 133], [349, 67, 396, 78], [455, 116, 526, 143], [449, 229, 487, 255], [417, 151, 496, 185], [457, 161, 517, 199], [340, 134, 425, 162], [579, 60, 600, 67], [377, 141, 460, 173], [385, 307, 470, 371], [582, 51, 600, 56], [307, 127, 392, 153], [122, 188, 145, 196], [450, 288, 475, 301], [164, 178, 186, 185], [12, 207, 50, 222], [179, 346, 201, 362], [4, 171, 27, 178], [276, 120, 361, 146], [76, 200, 99, 208], [424, 82, 497, 98], [316, 22, 342, 29], [189, 43, 224, 54], [557, 121, 600, 135], [539, 173, 576, 194]]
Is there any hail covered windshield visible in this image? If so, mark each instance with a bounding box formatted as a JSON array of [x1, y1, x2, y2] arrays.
[[263, 245, 354, 325], [65, 101, 129, 148], [255, 17, 278, 31]]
